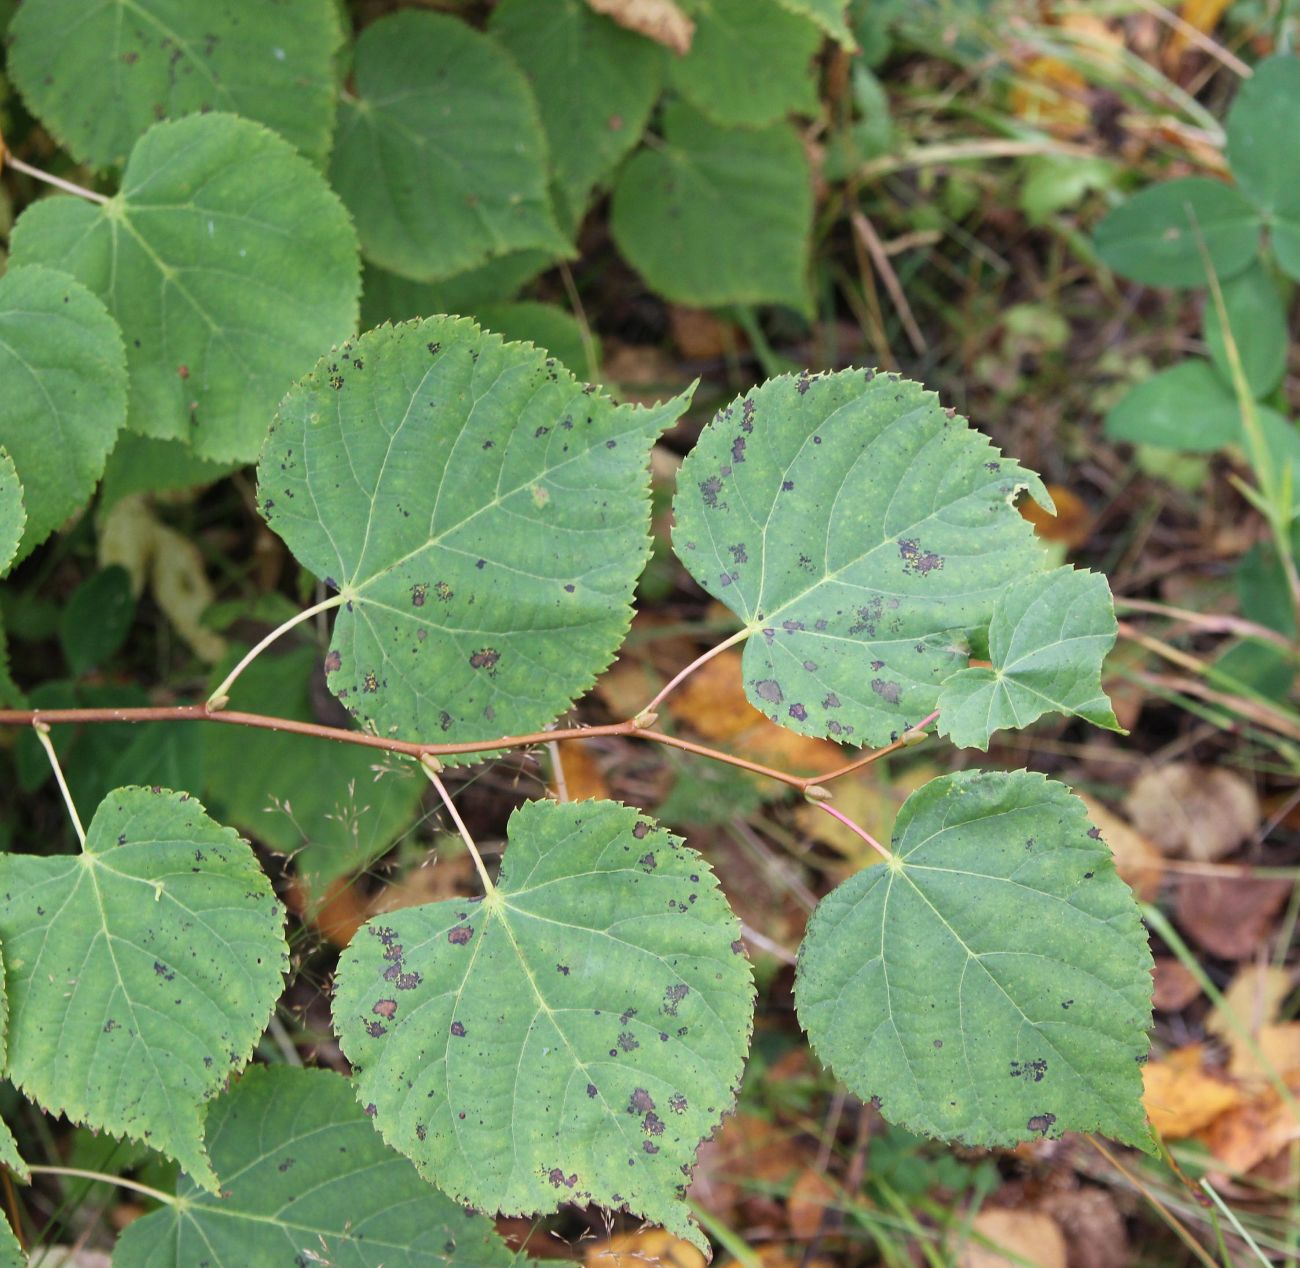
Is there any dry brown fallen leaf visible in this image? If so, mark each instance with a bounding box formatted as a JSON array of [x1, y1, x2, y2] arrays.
[[786, 1167, 839, 1240], [1124, 763, 1259, 862], [1039, 1187, 1130, 1268], [668, 307, 740, 361], [957, 1208, 1068, 1268], [586, 0, 694, 53], [1207, 964, 1293, 1044], [1173, 873, 1292, 959], [1151, 957, 1202, 1012], [1076, 795, 1165, 901], [1142, 1044, 1244, 1137]]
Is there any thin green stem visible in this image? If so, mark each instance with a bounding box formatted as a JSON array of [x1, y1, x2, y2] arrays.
[[33, 723, 85, 846], [24, 1165, 177, 1206], [206, 593, 346, 709], [422, 759, 495, 895], [1200, 1179, 1272, 1265]]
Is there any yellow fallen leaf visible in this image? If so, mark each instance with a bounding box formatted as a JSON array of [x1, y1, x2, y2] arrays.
[[1008, 57, 1089, 134], [1020, 483, 1092, 549], [1229, 1023, 1300, 1084], [585, 1228, 706, 1268], [1143, 1045, 1244, 1138], [1168, 0, 1234, 62], [1207, 964, 1293, 1041]]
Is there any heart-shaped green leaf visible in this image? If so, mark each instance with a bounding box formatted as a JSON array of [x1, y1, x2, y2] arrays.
[[669, 0, 822, 129], [114, 1066, 515, 1267], [937, 566, 1121, 750], [259, 316, 692, 751], [795, 770, 1154, 1149], [0, 786, 289, 1190], [672, 369, 1050, 747], [490, 0, 664, 223], [611, 102, 813, 310], [331, 11, 569, 283], [9, 113, 359, 462], [1204, 259, 1288, 400], [333, 798, 753, 1253], [9, 0, 343, 167]]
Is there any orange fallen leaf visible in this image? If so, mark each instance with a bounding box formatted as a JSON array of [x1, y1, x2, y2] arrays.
[[1142, 1044, 1244, 1138], [1167, 0, 1235, 63], [1020, 483, 1093, 549], [551, 738, 609, 802], [787, 1167, 839, 1240], [957, 1208, 1068, 1268], [1198, 1071, 1300, 1174], [669, 649, 841, 776]]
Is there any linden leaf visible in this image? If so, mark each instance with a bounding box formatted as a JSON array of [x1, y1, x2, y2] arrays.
[[0, 264, 127, 563], [0, 451, 24, 579], [330, 11, 570, 283], [0, 786, 289, 1191], [9, 0, 343, 167], [259, 317, 692, 753], [669, 0, 822, 129], [113, 1066, 515, 1267], [9, 113, 359, 462], [772, 0, 854, 46], [491, 0, 665, 222], [610, 102, 813, 311], [937, 566, 1122, 750], [671, 369, 1050, 747], [795, 770, 1154, 1149], [333, 799, 753, 1253]]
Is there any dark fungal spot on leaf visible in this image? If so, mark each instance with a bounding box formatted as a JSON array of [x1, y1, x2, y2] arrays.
[[324, 650, 341, 673], [411, 583, 428, 607], [366, 1020, 387, 1038], [620, 1007, 638, 1024], [448, 925, 473, 945], [638, 852, 657, 872], [373, 999, 397, 1019], [644, 1112, 665, 1136], [556, 963, 570, 975], [731, 436, 746, 463], [548, 1168, 578, 1189], [1087, 826, 1103, 840], [587, 1083, 598, 1097], [365, 1103, 377, 1117], [662, 983, 689, 1016], [1010, 1058, 1048, 1082], [933, 1039, 943, 1048], [632, 822, 650, 839], [728, 543, 748, 564], [898, 537, 944, 576], [618, 1032, 639, 1052], [781, 479, 794, 491], [450, 1021, 467, 1037], [789, 703, 807, 721], [1061, 999, 1074, 1009], [469, 648, 499, 672], [416, 1124, 427, 1140], [1027, 1113, 1057, 1136], [871, 678, 901, 704], [362, 671, 378, 693], [629, 1088, 655, 1114], [153, 961, 175, 981], [754, 679, 783, 704], [699, 476, 723, 508]]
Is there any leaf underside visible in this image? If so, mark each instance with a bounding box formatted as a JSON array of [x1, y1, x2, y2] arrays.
[[259, 316, 692, 753], [0, 786, 288, 1190], [113, 1066, 514, 1267], [333, 798, 754, 1252], [672, 368, 1051, 747], [9, 113, 360, 462], [795, 769, 1154, 1150], [937, 566, 1121, 750]]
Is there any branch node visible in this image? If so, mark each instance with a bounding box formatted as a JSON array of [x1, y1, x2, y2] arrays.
[[631, 710, 659, 731], [206, 694, 229, 714], [803, 783, 833, 802], [419, 753, 444, 775]]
